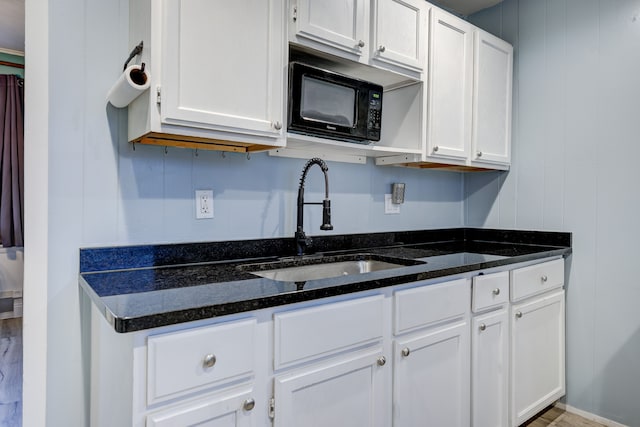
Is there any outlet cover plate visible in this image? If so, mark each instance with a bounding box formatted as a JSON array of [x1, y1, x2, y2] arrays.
[[196, 190, 214, 219], [384, 194, 400, 214]]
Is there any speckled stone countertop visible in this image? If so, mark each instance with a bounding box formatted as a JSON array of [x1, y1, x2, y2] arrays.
[[79, 228, 572, 333]]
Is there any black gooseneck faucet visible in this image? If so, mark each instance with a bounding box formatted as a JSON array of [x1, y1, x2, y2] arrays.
[[295, 158, 333, 256]]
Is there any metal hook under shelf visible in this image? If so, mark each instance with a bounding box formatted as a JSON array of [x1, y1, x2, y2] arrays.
[[246, 152, 251, 160], [123, 41, 144, 71], [164, 146, 168, 155], [221, 152, 226, 159], [194, 148, 199, 157]]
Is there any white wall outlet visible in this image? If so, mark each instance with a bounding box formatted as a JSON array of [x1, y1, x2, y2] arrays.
[[195, 190, 214, 219], [384, 194, 400, 214]]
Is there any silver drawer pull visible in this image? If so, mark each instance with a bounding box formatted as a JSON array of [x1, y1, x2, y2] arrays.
[[492, 288, 500, 295], [243, 398, 255, 411], [479, 323, 486, 331], [401, 347, 411, 357], [377, 356, 386, 366], [515, 311, 523, 319], [541, 275, 548, 282], [203, 353, 217, 369]]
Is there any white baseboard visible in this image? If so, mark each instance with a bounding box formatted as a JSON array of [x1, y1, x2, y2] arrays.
[[555, 402, 629, 427]]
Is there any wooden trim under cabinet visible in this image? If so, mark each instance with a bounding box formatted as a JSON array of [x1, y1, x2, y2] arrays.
[[132, 132, 280, 153]]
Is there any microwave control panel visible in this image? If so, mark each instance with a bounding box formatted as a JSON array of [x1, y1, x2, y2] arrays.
[[367, 90, 383, 141]]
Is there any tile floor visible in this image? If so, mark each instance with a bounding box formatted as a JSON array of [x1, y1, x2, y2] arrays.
[[526, 405, 607, 427], [0, 318, 22, 427]]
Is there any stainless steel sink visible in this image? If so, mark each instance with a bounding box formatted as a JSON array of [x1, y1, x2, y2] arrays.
[[240, 253, 424, 283]]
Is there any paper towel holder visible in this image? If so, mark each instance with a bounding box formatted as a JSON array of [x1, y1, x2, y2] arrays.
[[123, 41, 144, 71]]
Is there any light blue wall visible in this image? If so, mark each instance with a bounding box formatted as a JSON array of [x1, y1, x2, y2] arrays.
[[40, 0, 464, 425], [468, 1, 640, 425]]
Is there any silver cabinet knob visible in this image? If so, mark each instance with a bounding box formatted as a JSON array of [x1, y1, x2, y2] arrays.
[[492, 288, 500, 295], [515, 311, 523, 319], [378, 45, 386, 52], [243, 398, 255, 411], [377, 356, 386, 366], [358, 40, 365, 48], [541, 275, 548, 282], [203, 354, 217, 368], [433, 146, 439, 152], [273, 121, 282, 130], [401, 347, 411, 357], [479, 323, 486, 331], [477, 151, 483, 157]]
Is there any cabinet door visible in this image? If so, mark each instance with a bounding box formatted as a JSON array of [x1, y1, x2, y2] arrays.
[[426, 9, 473, 162], [393, 321, 470, 427], [161, 0, 284, 137], [511, 290, 565, 427], [472, 309, 509, 427], [292, 0, 366, 58], [274, 347, 387, 427], [471, 30, 513, 167], [146, 386, 255, 427], [371, 0, 427, 73]]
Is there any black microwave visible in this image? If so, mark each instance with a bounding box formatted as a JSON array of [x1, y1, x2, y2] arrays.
[[288, 62, 383, 144]]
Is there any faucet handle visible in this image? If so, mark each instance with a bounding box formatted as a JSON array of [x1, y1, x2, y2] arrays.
[[320, 199, 333, 231]]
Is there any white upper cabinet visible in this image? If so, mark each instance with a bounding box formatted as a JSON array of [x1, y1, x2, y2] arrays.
[[376, 10, 513, 171], [425, 8, 474, 163], [128, 0, 286, 151], [290, 0, 368, 59], [471, 29, 513, 167], [289, 0, 427, 77], [370, 0, 428, 74]]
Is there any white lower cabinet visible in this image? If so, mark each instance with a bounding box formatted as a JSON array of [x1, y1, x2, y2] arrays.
[[471, 309, 509, 427], [510, 289, 565, 426], [392, 278, 471, 426], [90, 258, 566, 427], [393, 321, 470, 427], [273, 347, 387, 427], [510, 259, 566, 427], [146, 386, 255, 427]]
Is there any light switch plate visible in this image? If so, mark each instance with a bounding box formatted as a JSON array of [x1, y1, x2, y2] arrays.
[[384, 194, 400, 214], [195, 190, 214, 219]]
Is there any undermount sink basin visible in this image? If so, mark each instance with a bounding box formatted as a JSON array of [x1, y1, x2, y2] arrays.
[[240, 253, 424, 283]]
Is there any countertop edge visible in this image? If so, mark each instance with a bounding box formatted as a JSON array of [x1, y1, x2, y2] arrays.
[[93, 246, 571, 333]]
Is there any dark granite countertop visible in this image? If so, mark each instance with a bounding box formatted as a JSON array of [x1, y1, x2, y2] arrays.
[[79, 228, 571, 333]]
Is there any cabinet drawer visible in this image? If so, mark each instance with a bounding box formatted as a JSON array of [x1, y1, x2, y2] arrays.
[[472, 271, 509, 312], [147, 318, 256, 405], [510, 259, 564, 301], [274, 295, 384, 370], [394, 278, 470, 335]]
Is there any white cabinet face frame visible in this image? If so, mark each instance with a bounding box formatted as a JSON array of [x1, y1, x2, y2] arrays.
[[292, 0, 367, 58], [511, 290, 565, 427], [471, 309, 509, 427], [471, 30, 513, 167], [273, 347, 387, 427], [160, 0, 285, 138], [393, 321, 470, 427], [425, 8, 473, 162], [370, 0, 428, 73]]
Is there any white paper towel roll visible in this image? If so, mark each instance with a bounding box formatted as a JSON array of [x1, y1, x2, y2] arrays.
[[106, 64, 151, 108]]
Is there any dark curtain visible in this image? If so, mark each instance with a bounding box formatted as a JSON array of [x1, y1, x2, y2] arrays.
[[0, 75, 24, 247]]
